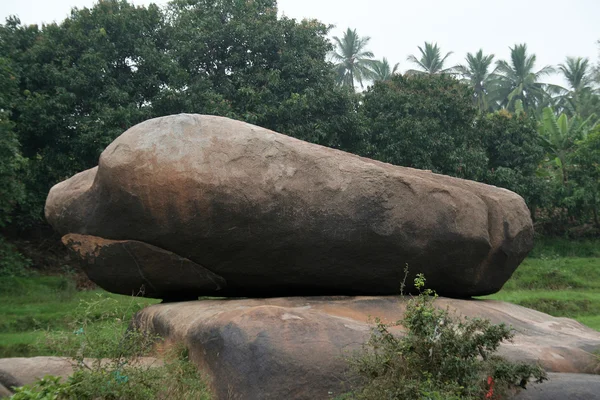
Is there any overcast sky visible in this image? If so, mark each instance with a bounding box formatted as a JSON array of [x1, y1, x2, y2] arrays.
[[1, 0, 599, 87]]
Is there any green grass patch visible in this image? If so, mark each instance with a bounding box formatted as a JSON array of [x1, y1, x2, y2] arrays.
[[529, 237, 600, 258], [500, 257, 600, 291], [0, 275, 158, 356], [481, 241, 600, 331]]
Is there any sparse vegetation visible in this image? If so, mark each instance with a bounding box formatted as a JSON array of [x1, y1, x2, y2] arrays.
[[7, 293, 211, 399], [342, 274, 546, 399]]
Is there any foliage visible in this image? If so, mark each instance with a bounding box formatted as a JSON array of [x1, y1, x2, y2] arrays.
[[0, 3, 598, 238], [345, 275, 546, 399], [455, 50, 495, 112], [476, 111, 546, 211], [361, 74, 486, 179], [569, 129, 600, 228], [10, 295, 211, 399], [557, 56, 594, 115], [368, 58, 399, 82], [0, 238, 31, 277], [539, 107, 596, 187], [330, 28, 375, 89], [1, 0, 363, 229], [406, 42, 455, 75], [491, 44, 557, 113], [0, 58, 26, 228], [10, 375, 71, 400]]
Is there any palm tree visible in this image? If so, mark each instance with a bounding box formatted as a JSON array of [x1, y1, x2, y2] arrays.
[[455, 50, 495, 112], [492, 44, 557, 113], [369, 58, 399, 82], [557, 57, 594, 114], [331, 28, 375, 90], [406, 42, 455, 75]]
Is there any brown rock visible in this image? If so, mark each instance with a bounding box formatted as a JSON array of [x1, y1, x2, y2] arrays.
[[132, 296, 600, 400], [0, 357, 74, 387], [0, 383, 11, 399], [0, 357, 162, 393], [62, 233, 226, 300], [46, 114, 534, 298]]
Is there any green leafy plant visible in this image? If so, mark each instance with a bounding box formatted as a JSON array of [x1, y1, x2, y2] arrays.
[[10, 375, 71, 400], [345, 274, 546, 399], [12, 295, 212, 399]]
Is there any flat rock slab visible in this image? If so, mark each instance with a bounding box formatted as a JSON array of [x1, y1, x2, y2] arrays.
[[513, 373, 600, 399], [133, 296, 600, 400], [46, 114, 534, 299], [0, 356, 161, 397]]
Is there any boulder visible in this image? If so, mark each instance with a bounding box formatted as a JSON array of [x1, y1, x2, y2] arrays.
[[46, 114, 534, 298], [61, 234, 226, 300], [132, 296, 600, 400], [0, 357, 74, 387]]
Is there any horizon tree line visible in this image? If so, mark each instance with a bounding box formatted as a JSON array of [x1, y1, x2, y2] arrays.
[[331, 28, 600, 121]]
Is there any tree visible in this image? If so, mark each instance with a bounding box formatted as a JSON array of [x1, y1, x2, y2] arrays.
[[0, 0, 368, 230], [539, 107, 596, 184], [330, 28, 375, 89], [0, 1, 175, 227], [492, 44, 557, 113], [557, 57, 594, 115], [570, 128, 600, 228], [360, 74, 486, 179], [167, 0, 366, 151], [455, 50, 495, 112], [368, 58, 399, 82], [476, 111, 546, 213], [0, 57, 25, 228], [406, 42, 455, 75]]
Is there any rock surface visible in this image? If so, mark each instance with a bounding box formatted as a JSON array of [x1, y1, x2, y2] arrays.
[[512, 373, 600, 400], [132, 296, 600, 400], [0, 357, 161, 398], [46, 114, 534, 299]]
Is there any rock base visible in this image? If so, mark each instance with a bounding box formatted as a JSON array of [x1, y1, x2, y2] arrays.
[[133, 296, 600, 400]]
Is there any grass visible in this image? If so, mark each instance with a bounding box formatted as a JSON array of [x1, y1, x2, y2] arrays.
[[0, 275, 158, 357], [480, 238, 600, 331]]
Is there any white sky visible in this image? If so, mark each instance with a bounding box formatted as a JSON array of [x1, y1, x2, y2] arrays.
[[1, 0, 599, 87]]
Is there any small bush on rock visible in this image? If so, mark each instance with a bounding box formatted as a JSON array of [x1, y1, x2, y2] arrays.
[[345, 274, 546, 399]]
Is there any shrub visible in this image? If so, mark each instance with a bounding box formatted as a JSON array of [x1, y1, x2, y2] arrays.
[[344, 274, 546, 399]]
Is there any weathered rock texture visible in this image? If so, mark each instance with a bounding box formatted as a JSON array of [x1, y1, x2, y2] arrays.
[[512, 373, 600, 400], [133, 296, 600, 400], [62, 234, 226, 299], [46, 114, 534, 298]]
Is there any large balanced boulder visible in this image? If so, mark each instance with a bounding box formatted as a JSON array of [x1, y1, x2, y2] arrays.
[[132, 296, 600, 400], [46, 114, 534, 299]]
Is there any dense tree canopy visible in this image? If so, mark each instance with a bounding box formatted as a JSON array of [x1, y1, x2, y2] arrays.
[[0, 1, 599, 239], [360, 74, 485, 179]]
